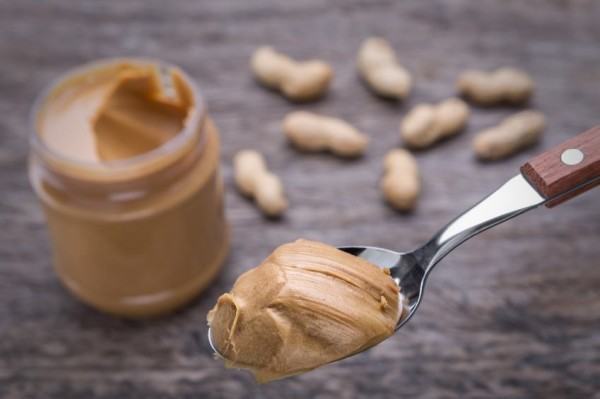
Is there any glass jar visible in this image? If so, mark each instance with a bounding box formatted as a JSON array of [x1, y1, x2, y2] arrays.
[[29, 59, 229, 317]]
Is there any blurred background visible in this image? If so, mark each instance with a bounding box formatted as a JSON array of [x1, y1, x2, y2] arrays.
[[1, 0, 599, 398]]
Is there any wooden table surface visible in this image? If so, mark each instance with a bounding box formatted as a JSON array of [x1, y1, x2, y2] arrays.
[[1, 1, 599, 398]]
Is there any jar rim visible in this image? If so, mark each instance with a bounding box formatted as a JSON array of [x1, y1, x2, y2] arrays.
[[29, 57, 205, 175]]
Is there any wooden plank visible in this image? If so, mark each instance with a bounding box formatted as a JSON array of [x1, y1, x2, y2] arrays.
[[0, 0, 599, 398]]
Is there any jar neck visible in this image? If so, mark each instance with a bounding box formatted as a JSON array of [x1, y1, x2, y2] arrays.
[[31, 114, 208, 206], [29, 58, 208, 207]]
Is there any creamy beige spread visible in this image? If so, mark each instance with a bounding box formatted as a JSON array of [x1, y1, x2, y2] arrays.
[[40, 62, 191, 162], [207, 239, 400, 382], [31, 60, 228, 317]]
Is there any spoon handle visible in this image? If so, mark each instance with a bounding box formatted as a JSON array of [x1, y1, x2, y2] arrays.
[[418, 126, 600, 271], [521, 125, 600, 207]]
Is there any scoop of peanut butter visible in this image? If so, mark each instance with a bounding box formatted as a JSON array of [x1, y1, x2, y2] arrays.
[[207, 239, 401, 383]]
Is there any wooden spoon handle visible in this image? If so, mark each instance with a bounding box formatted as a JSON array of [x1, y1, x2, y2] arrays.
[[521, 126, 600, 207]]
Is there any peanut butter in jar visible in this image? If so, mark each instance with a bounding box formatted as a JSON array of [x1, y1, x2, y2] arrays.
[[29, 58, 229, 317]]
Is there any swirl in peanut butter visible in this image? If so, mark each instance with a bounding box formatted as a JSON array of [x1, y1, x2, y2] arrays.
[[207, 239, 400, 382]]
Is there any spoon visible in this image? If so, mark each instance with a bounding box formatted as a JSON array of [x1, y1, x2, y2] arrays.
[[209, 126, 599, 354], [340, 125, 599, 330]]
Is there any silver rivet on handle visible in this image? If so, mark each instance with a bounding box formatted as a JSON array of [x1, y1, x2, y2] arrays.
[[561, 148, 584, 165]]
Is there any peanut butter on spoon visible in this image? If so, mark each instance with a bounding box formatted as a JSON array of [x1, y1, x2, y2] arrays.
[[207, 239, 401, 383]]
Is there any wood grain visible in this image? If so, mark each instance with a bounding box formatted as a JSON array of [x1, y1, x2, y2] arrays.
[[1, 1, 600, 398], [521, 126, 600, 207]]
